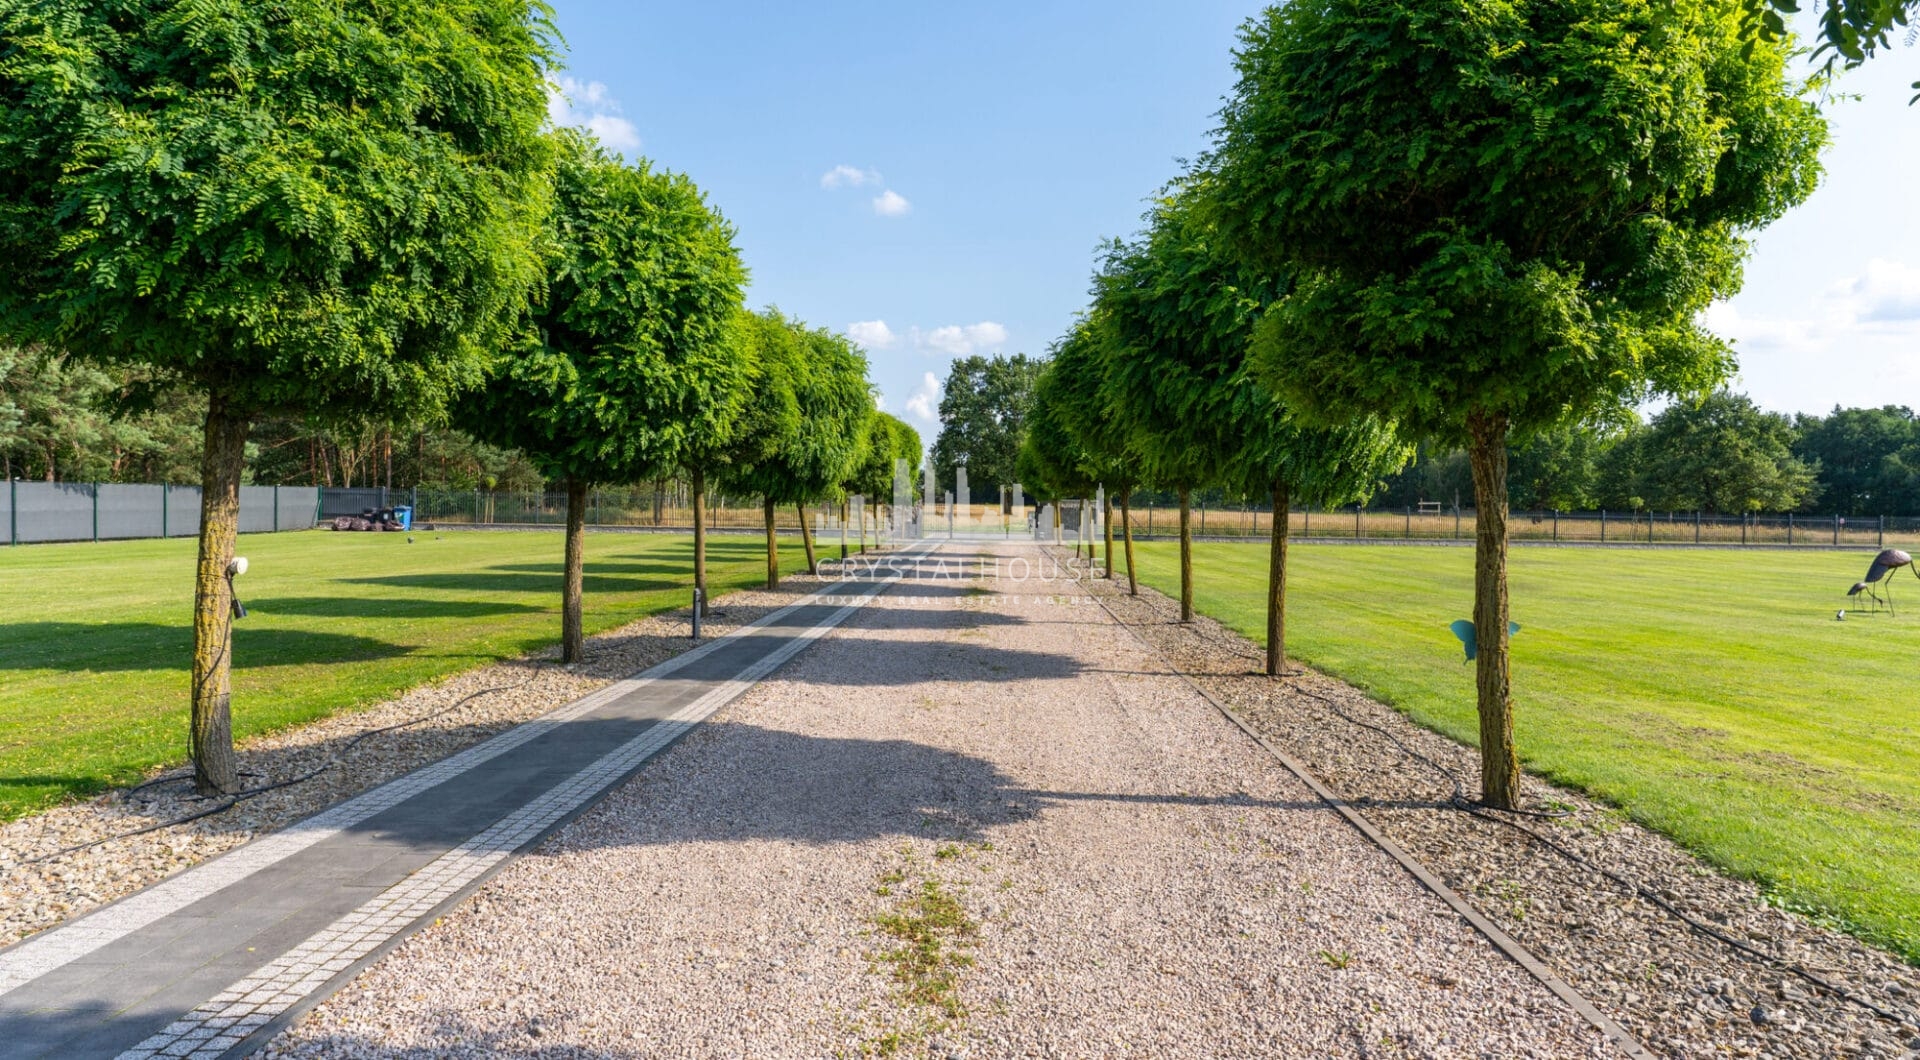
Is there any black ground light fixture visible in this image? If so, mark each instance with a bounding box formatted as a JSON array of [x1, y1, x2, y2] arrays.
[[227, 556, 249, 619]]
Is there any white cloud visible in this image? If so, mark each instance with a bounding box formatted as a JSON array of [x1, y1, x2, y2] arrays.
[[1705, 258, 1920, 414], [916, 321, 1008, 357], [872, 189, 912, 217], [547, 77, 640, 154], [848, 320, 898, 350], [820, 165, 881, 190], [904, 372, 942, 423]]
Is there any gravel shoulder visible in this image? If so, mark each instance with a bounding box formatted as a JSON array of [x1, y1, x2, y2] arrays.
[[265, 541, 1612, 1059], [0, 570, 829, 946], [1082, 554, 1920, 1059]]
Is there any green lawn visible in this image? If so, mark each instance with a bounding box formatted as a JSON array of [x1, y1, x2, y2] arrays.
[[0, 529, 811, 820], [1129, 541, 1920, 962]]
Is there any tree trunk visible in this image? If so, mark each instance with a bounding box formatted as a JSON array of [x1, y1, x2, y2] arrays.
[[562, 476, 587, 664], [190, 393, 249, 796], [1466, 409, 1520, 810], [1178, 486, 1193, 622], [1121, 487, 1138, 596], [1267, 481, 1290, 677], [840, 498, 850, 561], [798, 502, 819, 574], [691, 466, 709, 616], [1103, 491, 1114, 579], [764, 496, 780, 589]]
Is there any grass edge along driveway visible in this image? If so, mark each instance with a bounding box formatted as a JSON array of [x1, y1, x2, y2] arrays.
[[0, 529, 814, 820], [1128, 541, 1920, 965]]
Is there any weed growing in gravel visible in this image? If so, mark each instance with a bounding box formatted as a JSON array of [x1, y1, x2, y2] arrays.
[[1318, 948, 1354, 970], [873, 879, 979, 1017]]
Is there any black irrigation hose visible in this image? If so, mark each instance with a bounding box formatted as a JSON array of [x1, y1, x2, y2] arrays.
[[1092, 578, 1920, 1032], [13, 662, 547, 870]]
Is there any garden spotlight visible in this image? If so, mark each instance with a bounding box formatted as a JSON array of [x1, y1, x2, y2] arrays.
[[226, 556, 249, 620]]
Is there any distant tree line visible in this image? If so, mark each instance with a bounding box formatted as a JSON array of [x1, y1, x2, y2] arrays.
[[1369, 392, 1920, 517]]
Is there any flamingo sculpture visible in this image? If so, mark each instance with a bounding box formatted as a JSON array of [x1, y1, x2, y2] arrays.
[[1847, 548, 1915, 615]]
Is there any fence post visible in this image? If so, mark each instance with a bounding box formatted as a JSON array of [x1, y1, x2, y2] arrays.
[[1552, 509, 1558, 541], [1199, 502, 1206, 537], [1405, 507, 1411, 539], [1788, 512, 1794, 546], [10, 476, 17, 545], [475, 488, 481, 525], [161, 483, 168, 539], [92, 483, 99, 542], [1880, 515, 1886, 549], [1146, 504, 1153, 538], [273, 485, 280, 532], [1833, 513, 1839, 546], [1303, 507, 1310, 538], [1695, 510, 1700, 545], [1600, 509, 1607, 542]]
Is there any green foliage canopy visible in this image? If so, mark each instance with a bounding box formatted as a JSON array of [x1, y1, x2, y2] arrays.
[[1095, 187, 1406, 504], [1793, 405, 1920, 515], [930, 353, 1043, 492], [1015, 363, 1097, 503], [1208, 0, 1828, 443], [459, 133, 747, 486], [720, 310, 871, 505], [1633, 390, 1820, 512], [846, 411, 920, 503], [0, 0, 558, 419]]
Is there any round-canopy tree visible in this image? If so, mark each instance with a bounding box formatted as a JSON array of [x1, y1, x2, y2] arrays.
[[1093, 188, 1294, 623], [843, 411, 920, 554], [677, 307, 802, 612], [0, 0, 556, 794], [719, 311, 870, 587], [1015, 362, 1098, 555], [1041, 317, 1144, 590], [1206, 0, 1825, 806], [460, 131, 747, 663], [1099, 187, 1406, 668]]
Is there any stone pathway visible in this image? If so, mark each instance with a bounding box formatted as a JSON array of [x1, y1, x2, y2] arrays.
[[0, 547, 928, 1059], [261, 541, 1619, 1059]]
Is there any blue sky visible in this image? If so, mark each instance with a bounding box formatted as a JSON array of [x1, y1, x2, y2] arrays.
[[546, 2, 1920, 445]]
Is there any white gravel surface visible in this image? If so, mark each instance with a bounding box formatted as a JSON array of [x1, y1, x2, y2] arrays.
[[1083, 560, 1920, 1059], [0, 579, 815, 946], [265, 541, 1612, 1059]]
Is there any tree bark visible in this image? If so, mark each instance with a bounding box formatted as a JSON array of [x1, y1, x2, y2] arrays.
[[840, 498, 850, 561], [190, 393, 248, 796], [798, 502, 819, 574], [1103, 491, 1114, 579], [1466, 409, 1520, 810], [562, 476, 587, 664], [691, 466, 709, 616], [1178, 486, 1193, 622], [763, 495, 779, 589], [1267, 481, 1291, 677], [1120, 487, 1138, 596]]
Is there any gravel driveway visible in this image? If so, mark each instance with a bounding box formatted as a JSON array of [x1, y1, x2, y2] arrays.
[[266, 542, 1613, 1058]]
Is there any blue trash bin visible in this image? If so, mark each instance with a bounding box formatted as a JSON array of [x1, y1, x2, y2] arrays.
[[392, 505, 413, 531]]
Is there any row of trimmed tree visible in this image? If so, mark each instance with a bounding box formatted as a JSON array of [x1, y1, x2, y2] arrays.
[[1020, 0, 1827, 810], [0, 4, 916, 796]]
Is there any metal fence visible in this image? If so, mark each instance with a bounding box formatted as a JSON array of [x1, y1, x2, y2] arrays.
[[1112, 503, 1920, 549], [3, 481, 321, 545], [371, 487, 875, 533]]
